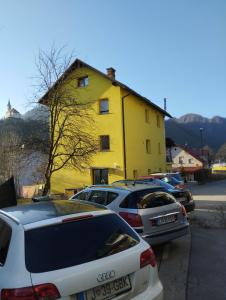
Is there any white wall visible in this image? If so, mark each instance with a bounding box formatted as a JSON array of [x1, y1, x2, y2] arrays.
[[171, 146, 203, 168]]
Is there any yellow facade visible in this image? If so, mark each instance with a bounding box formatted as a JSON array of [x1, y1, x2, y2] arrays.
[[50, 61, 169, 194]]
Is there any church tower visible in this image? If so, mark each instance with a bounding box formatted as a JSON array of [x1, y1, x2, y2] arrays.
[[7, 100, 12, 112], [4, 100, 21, 119]]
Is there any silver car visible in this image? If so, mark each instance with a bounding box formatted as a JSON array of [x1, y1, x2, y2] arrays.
[[71, 185, 189, 245]]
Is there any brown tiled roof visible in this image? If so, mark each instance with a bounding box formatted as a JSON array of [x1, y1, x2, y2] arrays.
[[39, 59, 172, 118]]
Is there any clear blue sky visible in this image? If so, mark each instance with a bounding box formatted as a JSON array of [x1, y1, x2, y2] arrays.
[[0, 0, 226, 118]]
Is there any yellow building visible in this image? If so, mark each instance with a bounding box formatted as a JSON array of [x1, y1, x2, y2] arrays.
[[41, 59, 171, 194], [212, 163, 226, 174]]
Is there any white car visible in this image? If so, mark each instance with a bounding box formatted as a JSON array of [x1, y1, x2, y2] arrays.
[[0, 200, 163, 300]]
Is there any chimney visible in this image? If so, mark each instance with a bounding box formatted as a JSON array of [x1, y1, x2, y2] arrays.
[[164, 98, 167, 111], [106, 67, 116, 80]]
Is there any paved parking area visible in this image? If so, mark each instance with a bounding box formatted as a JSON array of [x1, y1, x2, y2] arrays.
[[157, 234, 191, 300], [153, 180, 226, 300], [187, 180, 226, 300]]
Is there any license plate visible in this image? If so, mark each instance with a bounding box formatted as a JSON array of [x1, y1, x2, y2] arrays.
[[157, 214, 176, 225], [85, 275, 131, 300]]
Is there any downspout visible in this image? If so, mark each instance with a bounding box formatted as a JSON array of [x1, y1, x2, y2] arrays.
[[121, 93, 130, 179]]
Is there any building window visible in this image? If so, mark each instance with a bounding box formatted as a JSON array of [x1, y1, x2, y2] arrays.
[[146, 139, 151, 154], [133, 170, 138, 179], [158, 142, 161, 154], [77, 76, 89, 87], [100, 135, 110, 151], [156, 114, 160, 128], [188, 158, 193, 164], [99, 99, 109, 114], [145, 109, 150, 123], [179, 156, 184, 164]]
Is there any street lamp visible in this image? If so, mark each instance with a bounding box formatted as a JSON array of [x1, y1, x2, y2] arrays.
[[200, 128, 204, 155]]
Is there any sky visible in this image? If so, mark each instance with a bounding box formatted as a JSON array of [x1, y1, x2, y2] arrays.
[[0, 0, 226, 118]]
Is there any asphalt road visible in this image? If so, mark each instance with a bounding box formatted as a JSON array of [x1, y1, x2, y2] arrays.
[[187, 180, 226, 300]]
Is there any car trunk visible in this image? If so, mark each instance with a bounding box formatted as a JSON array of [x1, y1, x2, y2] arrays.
[[29, 248, 152, 299], [25, 213, 155, 300], [132, 191, 184, 236], [139, 202, 182, 235]]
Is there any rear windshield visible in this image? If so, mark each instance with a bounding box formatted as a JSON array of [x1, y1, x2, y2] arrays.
[[120, 190, 175, 209], [25, 214, 139, 273]]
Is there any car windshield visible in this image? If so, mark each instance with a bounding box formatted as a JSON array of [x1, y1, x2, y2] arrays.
[[170, 173, 183, 182], [162, 176, 180, 185], [25, 214, 139, 273], [154, 179, 175, 190]]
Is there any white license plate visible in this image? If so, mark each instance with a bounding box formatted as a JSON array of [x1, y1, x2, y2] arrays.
[[157, 214, 176, 225], [85, 275, 131, 300]]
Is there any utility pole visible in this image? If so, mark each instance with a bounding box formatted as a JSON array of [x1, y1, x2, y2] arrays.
[[200, 127, 204, 155]]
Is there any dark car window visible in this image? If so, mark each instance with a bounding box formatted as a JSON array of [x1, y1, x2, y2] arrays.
[[170, 173, 183, 182], [153, 179, 175, 190], [72, 191, 90, 200], [106, 192, 118, 205], [164, 177, 180, 186], [89, 191, 107, 205], [137, 192, 176, 208], [25, 214, 139, 273], [120, 188, 166, 209], [0, 219, 12, 266]]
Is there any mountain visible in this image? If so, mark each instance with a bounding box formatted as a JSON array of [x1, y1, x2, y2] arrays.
[[165, 114, 226, 151], [0, 116, 48, 152], [23, 105, 49, 121]]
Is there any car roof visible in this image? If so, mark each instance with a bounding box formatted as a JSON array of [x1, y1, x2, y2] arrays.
[[0, 200, 107, 225], [149, 172, 180, 177], [87, 184, 164, 192]]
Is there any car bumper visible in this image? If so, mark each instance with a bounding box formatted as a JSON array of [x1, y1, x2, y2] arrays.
[[184, 200, 195, 213], [132, 280, 163, 300], [141, 223, 189, 246]]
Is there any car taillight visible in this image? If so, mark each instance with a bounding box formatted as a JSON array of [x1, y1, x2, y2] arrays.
[[119, 212, 143, 227], [180, 205, 187, 217], [140, 248, 157, 268], [1, 283, 60, 300]]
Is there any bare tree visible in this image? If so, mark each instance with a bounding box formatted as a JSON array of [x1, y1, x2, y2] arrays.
[[32, 47, 98, 195], [0, 130, 27, 193]]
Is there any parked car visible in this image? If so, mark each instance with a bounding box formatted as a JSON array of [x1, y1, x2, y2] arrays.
[[113, 178, 194, 213], [141, 173, 186, 189], [0, 200, 163, 300], [71, 185, 190, 245]]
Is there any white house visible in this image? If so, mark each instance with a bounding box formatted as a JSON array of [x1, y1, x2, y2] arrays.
[[171, 145, 203, 181]]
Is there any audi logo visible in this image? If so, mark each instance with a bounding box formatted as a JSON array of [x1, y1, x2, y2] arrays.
[[97, 270, 116, 283]]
